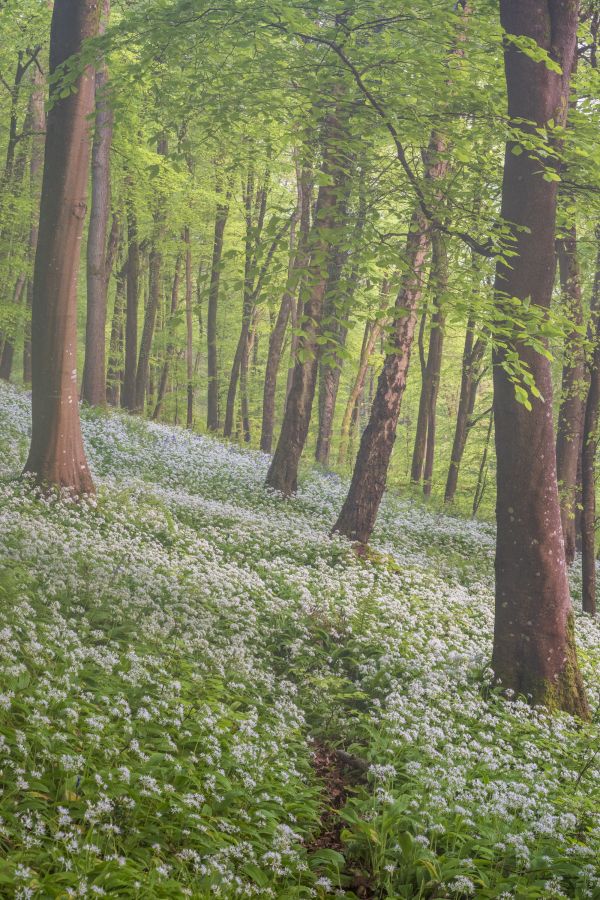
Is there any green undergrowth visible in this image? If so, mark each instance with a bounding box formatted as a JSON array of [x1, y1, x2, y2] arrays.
[[0, 383, 599, 898]]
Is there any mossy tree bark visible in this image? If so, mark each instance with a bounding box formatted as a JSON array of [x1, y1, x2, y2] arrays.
[[491, 0, 588, 717], [23, 0, 99, 496]]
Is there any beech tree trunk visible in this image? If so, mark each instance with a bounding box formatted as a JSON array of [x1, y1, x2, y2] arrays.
[[121, 203, 139, 410], [411, 231, 447, 494], [106, 261, 126, 406], [81, 0, 112, 406], [134, 140, 167, 413], [315, 167, 360, 466], [261, 216, 299, 451], [153, 254, 182, 420], [23, 0, 99, 495], [422, 233, 448, 497], [581, 232, 600, 616], [224, 167, 268, 439], [332, 128, 450, 542], [23, 62, 46, 384], [184, 226, 194, 428], [555, 224, 586, 565], [261, 160, 312, 453], [444, 316, 487, 503], [337, 279, 391, 466], [491, 0, 587, 717], [265, 91, 351, 495], [332, 209, 430, 541], [207, 181, 230, 431]]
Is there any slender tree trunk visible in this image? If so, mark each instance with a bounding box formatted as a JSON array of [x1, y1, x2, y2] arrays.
[[491, 0, 587, 717], [411, 310, 429, 483], [260, 208, 300, 452], [23, 0, 99, 495], [0, 275, 26, 380], [337, 279, 391, 466], [444, 317, 487, 503], [207, 181, 230, 431], [121, 203, 139, 410], [581, 231, 600, 616], [422, 232, 448, 497], [224, 167, 266, 438], [106, 262, 126, 406], [332, 127, 451, 542], [134, 140, 167, 413], [153, 254, 182, 420], [184, 226, 194, 428], [81, 0, 112, 406], [315, 171, 360, 466], [332, 208, 431, 541], [472, 410, 493, 518], [265, 91, 351, 495], [555, 224, 586, 565], [410, 231, 447, 492], [23, 66, 46, 384]]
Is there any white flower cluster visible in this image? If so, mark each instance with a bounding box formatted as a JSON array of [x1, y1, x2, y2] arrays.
[[0, 382, 598, 899]]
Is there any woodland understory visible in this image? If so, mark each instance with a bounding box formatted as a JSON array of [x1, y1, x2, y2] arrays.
[[1, 0, 600, 897]]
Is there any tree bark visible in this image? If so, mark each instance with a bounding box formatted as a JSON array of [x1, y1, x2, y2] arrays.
[[153, 253, 182, 420], [121, 202, 139, 410], [444, 316, 487, 503], [23, 66, 46, 384], [106, 261, 126, 406], [337, 279, 391, 467], [265, 91, 351, 494], [331, 208, 431, 541], [207, 179, 230, 431], [491, 0, 587, 717], [332, 127, 451, 542], [0, 275, 26, 380], [315, 163, 361, 465], [422, 232, 448, 497], [81, 0, 112, 406], [134, 140, 167, 413], [23, 0, 99, 495], [555, 224, 586, 565], [581, 231, 600, 616], [184, 226, 194, 428]]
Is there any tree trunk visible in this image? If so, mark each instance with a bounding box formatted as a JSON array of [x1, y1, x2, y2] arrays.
[[121, 202, 139, 410], [23, 66, 46, 384], [410, 230, 447, 493], [153, 254, 182, 420], [224, 167, 268, 438], [106, 262, 126, 406], [23, 0, 99, 495], [491, 0, 587, 717], [472, 410, 493, 518], [337, 280, 391, 466], [555, 224, 586, 565], [81, 0, 112, 406], [581, 231, 600, 616], [314, 176, 360, 466], [265, 92, 351, 495], [444, 317, 487, 503], [410, 310, 429, 484], [422, 232, 448, 498], [184, 226, 194, 428], [260, 209, 300, 453], [332, 209, 431, 541], [134, 140, 167, 413], [207, 180, 230, 431], [332, 126, 450, 542]]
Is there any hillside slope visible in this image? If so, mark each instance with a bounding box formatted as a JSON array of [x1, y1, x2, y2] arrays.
[[0, 382, 599, 899]]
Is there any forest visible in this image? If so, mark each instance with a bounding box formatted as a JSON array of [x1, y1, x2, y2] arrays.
[[0, 0, 600, 897]]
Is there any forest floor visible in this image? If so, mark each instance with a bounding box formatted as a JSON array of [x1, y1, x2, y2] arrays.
[[0, 382, 599, 899]]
